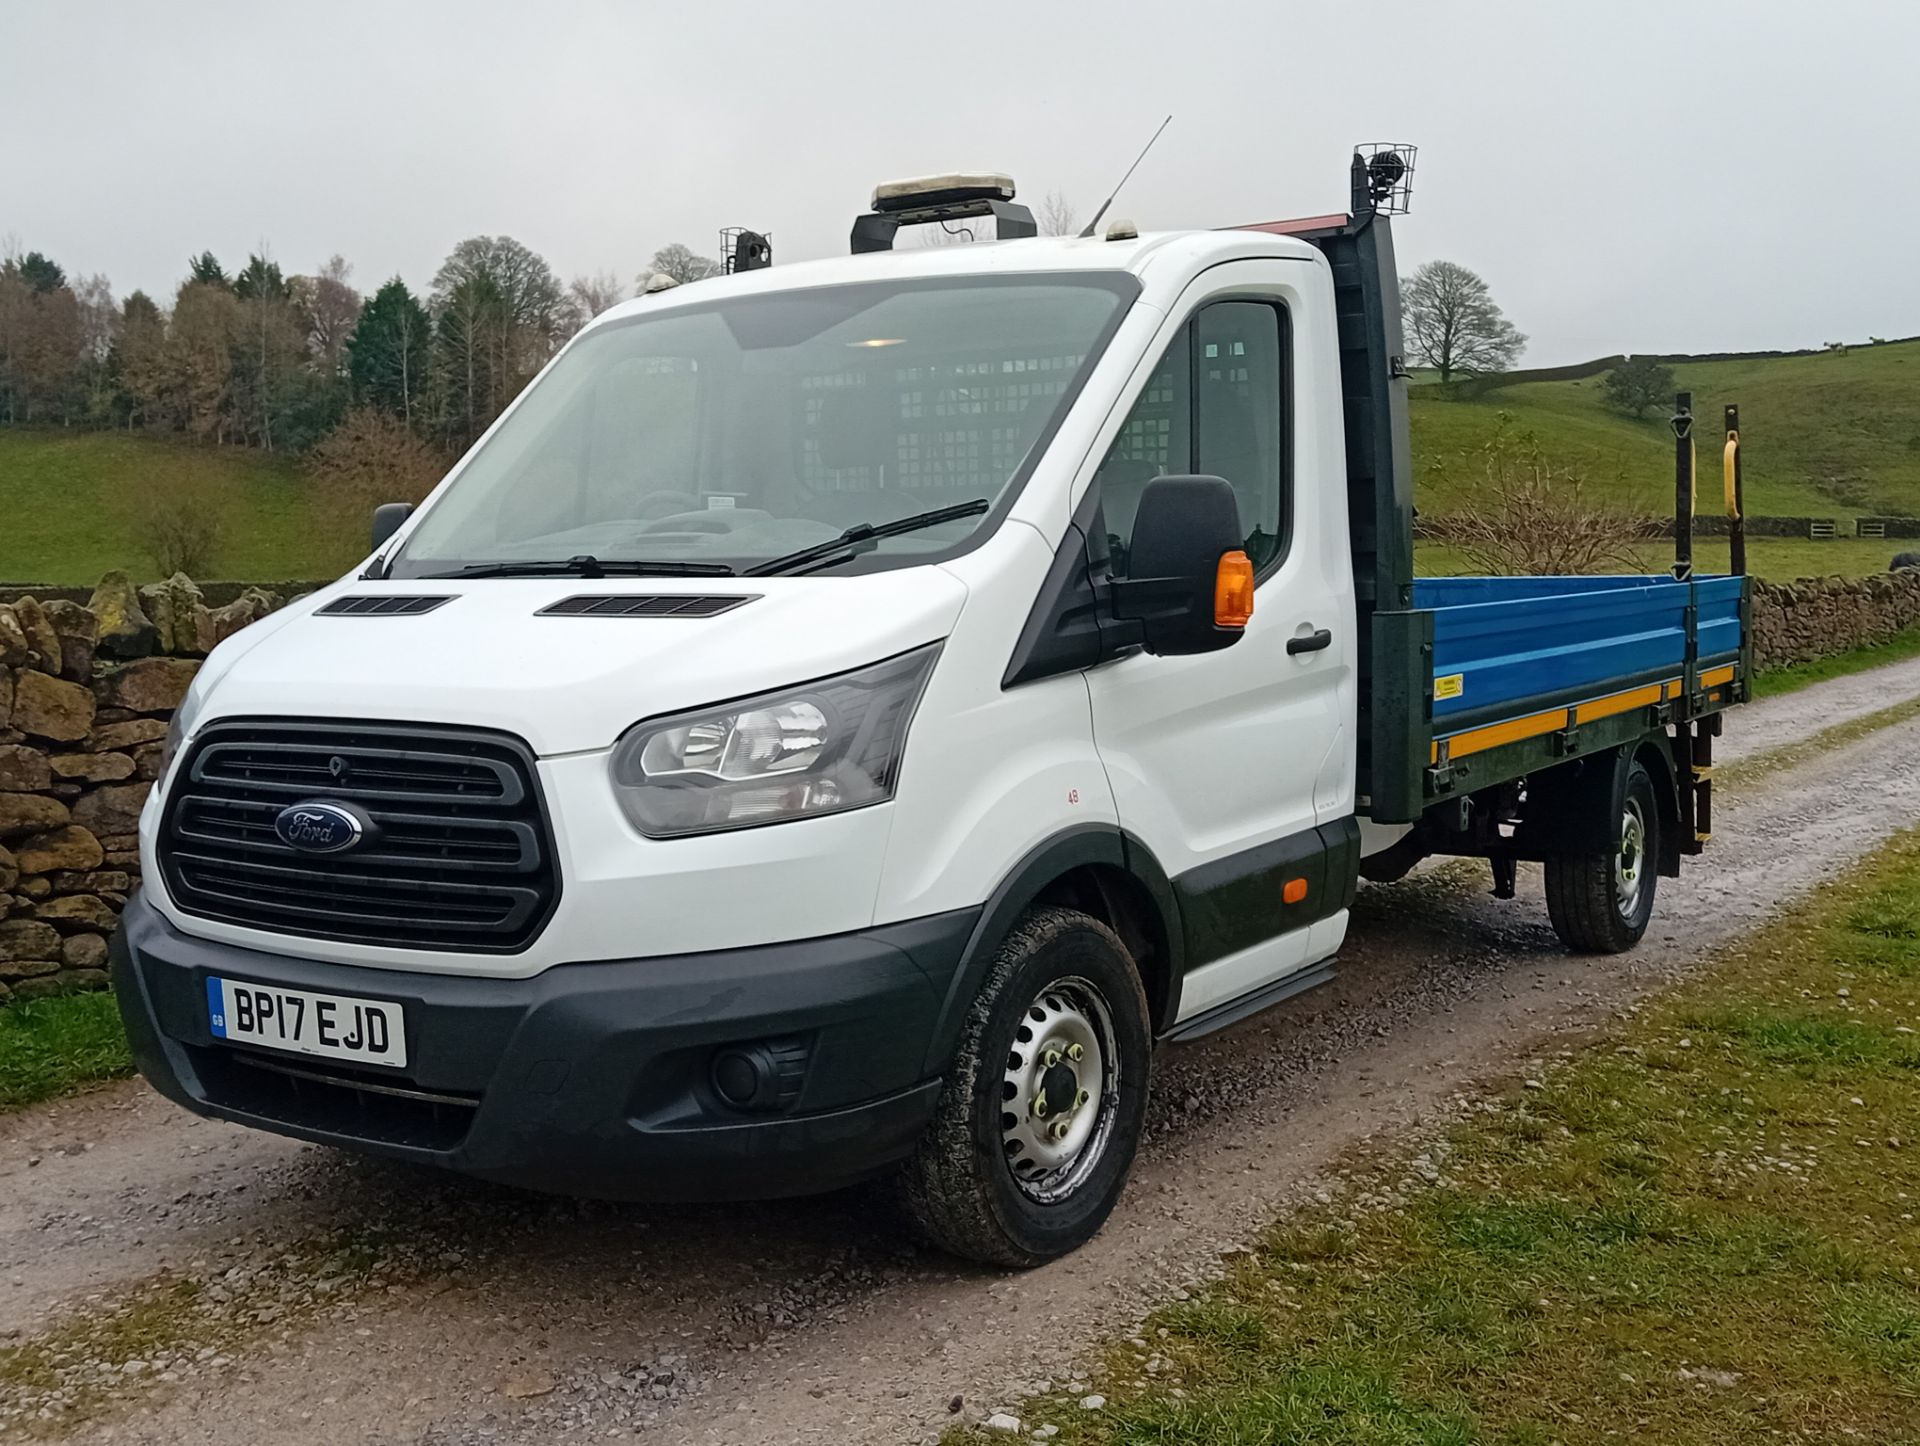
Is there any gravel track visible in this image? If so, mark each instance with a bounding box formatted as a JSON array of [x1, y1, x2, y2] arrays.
[[4, 655, 1917, 1444]]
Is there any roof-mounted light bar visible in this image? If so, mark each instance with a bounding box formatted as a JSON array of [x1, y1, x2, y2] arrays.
[[851, 172, 1038, 253]]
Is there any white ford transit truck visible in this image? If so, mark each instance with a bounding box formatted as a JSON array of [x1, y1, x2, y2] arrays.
[[114, 153, 1747, 1264]]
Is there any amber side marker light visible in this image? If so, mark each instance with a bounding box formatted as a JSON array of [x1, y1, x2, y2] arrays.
[[1214, 550, 1255, 628], [1282, 877, 1309, 904]]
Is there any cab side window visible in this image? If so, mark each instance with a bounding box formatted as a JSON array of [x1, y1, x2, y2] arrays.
[[1094, 300, 1288, 577]]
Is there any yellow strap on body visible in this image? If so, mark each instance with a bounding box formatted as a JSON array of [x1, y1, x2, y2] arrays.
[[1723, 430, 1741, 519]]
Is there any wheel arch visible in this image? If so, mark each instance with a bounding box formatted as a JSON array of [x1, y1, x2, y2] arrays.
[[1634, 734, 1683, 877], [1521, 741, 1659, 857], [921, 827, 1185, 1077]]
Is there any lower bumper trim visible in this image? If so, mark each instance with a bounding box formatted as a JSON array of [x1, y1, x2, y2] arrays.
[[113, 893, 977, 1201]]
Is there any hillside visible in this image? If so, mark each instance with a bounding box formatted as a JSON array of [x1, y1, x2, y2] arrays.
[[0, 431, 359, 585], [1412, 338, 1920, 520], [5, 337, 1920, 588]]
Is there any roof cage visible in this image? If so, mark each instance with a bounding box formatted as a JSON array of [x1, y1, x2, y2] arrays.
[[721, 227, 773, 273], [1352, 143, 1416, 216]]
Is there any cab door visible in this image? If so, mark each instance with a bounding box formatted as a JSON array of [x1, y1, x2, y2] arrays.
[[1081, 263, 1354, 1025]]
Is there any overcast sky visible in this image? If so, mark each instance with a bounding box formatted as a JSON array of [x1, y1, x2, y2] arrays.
[[5, 0, 1914, 366]]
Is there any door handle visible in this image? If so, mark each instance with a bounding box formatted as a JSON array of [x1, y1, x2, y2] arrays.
[[1287, 628, 1333, 655]]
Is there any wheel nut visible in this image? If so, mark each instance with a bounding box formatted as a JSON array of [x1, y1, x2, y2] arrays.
[[1066, 1043, 1084, 1062], [1032, 1094, 1049, 1118], [1050, 1120, 1071, 1142], [1076, 1089, 1089, 1108], [1043, 1048, 1062, 1069]]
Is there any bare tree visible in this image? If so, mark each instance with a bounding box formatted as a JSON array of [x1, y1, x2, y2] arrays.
[[1402, 260, 1526, 384], [304, 255, 362, 374], [431, 235, 568, 443], [72, 273, 120, 423], [1038, 189, 1079, 236], [642, 244, 719, 286], [565, 271, 628, 333]]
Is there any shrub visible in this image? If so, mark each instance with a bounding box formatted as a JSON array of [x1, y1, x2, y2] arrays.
[[131, 476, 226, 577], [308, 409, 447, 552], [1429, 416, 1649, 575]]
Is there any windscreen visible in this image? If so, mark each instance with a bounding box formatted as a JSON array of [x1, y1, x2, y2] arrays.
[[390, 274, 1135, 577]]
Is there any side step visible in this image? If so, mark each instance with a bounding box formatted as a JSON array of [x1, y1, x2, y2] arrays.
[[1161, 960, 1338, 1044]]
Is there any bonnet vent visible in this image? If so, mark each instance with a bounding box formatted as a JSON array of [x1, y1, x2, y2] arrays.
[[537, 594, 759, 619], [316, 595, 456, 617]]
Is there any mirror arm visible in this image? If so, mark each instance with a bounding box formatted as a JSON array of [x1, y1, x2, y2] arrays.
[[1090, 573, 1146, 661], [1108, 573, 1193, 622]]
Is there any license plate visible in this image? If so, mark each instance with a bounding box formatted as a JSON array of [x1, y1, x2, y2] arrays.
[[207, 977, 408, 1069]]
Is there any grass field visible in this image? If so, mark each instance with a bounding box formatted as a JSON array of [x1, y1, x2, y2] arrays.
[[1413, 339, 1920, 520], [0, 430, 358, 585], [956, 832, 1920, 1446]]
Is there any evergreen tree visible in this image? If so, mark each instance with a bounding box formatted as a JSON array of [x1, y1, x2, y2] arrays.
[[233, 254, 290, 302], [16, 251, 66, 295], [188, 251, 229, 289], [347, 278, 433, 428]]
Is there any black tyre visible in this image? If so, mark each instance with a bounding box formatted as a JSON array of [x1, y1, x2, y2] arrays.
[[898, 907, 1151, 1267], [1544, 758, 1660, 954]]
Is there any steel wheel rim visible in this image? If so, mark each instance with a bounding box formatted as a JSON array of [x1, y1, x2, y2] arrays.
[[1000, 975, 1120, 1204], [1616, 799, 1647, 920]]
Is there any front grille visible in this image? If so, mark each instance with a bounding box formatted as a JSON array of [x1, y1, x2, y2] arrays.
[[160, 720, 559, 952]]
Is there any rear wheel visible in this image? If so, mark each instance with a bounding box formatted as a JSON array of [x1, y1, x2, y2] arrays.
[[1544, 759, 1660, 954], [898, 907, 1150, 1267]]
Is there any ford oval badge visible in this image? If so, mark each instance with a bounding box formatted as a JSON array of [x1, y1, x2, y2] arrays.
[[274, 801, 366, 854]]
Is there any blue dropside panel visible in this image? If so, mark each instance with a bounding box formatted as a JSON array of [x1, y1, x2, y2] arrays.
[[1413, 575, 1742, 723], [1695, 574, 1743, 662]]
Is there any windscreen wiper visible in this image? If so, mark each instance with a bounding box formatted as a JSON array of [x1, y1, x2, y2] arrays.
[[424, 555, 737, 579], [746, 499, 991, 578]]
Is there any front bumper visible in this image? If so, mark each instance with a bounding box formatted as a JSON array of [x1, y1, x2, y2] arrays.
[[112, 893, 979, 1200]]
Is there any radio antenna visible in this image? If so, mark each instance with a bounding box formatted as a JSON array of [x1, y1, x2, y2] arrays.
[[1078, 114, 1172, 238]]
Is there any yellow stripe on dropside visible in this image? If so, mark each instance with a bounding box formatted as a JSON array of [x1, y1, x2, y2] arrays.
[[1700, 664, 1735, 688], [1433, 676, 1683, 764], [1434, 706, 1568, 763], [1575, 682, 1666, 724]]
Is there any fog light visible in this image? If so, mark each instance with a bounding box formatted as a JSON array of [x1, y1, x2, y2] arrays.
[[709, 1038, 810, 1112]]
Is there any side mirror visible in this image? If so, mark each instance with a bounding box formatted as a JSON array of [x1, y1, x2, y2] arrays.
[[370, 502, 414, 551], [1109, 476, 1253, 656]]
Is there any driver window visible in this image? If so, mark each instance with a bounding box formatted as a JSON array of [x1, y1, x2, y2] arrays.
[[487, 355, 700, 545], [581, 356, 700, 523], [1094, 300, 1288, 577]]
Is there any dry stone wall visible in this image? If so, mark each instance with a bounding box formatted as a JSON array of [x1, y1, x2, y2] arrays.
[[1750, 570, 1920, 671], [0, 572, 283, 1006], [0, 562, 1916, 1007]]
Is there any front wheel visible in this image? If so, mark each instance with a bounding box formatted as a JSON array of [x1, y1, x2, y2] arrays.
[[1544, 759, 1660, 953], [898, 907, 1151, 1267]]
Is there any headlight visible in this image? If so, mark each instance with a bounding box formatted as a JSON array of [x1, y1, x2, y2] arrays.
[[609, 644, 940, 837], [158, 684, 208, 777]]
